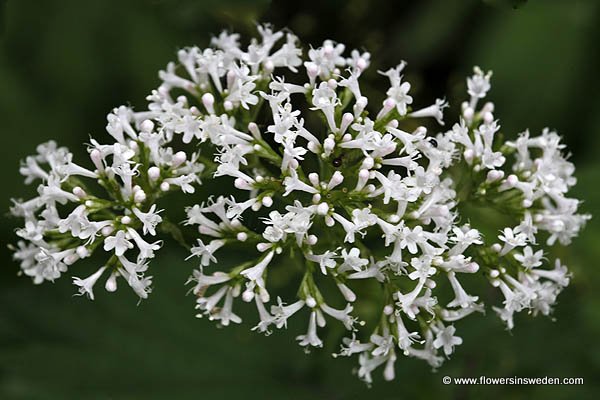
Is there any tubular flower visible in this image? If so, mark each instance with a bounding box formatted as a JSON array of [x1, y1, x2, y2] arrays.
[[9, 25, 590, 384]]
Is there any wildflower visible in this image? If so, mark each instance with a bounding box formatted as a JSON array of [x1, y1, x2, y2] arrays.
[[103, 230, 133, 257], [432, 324, 463, 357], [72, 266, 107, 300], [132, 205, 163, 236], [296, 311, 323, 348], [9, 24, 589, 385], [514, 246, 544, 269]]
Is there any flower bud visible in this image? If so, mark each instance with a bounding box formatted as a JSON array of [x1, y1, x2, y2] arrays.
[[140, 119, 154, 133], [148, 166, 161, 181], [172, 151, 186, 167], [201, 93, 215, 114], [105, 273, 118, 292], [134, 190, 146, 204]]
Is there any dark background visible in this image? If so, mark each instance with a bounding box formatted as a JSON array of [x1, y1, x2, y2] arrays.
[[1, 0, 599, 398]]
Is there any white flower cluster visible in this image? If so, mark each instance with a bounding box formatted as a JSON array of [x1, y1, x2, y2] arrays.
[[10, 25, 590, 384], [11, 106, 204, 299]]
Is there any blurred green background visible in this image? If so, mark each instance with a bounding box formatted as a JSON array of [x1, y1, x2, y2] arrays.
[[1, 0, 599, 398]]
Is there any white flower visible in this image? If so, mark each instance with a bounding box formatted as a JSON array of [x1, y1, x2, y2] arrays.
[[283, 170, 318, 196], [336, 335, 374, 357], [103, 230, 133, 256], [132, 205, 163, 236], [296, 311, 323, 348], [400, 225, 427, 255], [432, 325, 463, 356], [408, 256, 436, 281], [514, 246, 544, 269], [347, 259, 386, 282], [311, 82, 340, 132], [498, 227, 528, 255], [381, 63, 413, 116], [358, 350, 396, 384], [211, 287, 242, 326], [448, 226, 482, 256], [164, 173, 198, 193], [188, 239, 225, 267], [38, 176, 79, 205], [446, 271, 479, 308], [72, 266, 107, 300], [394, 313, 421, 352], [467, 66, 492, 100], [271, 297, 305, 329], [339, 247, 368, 272], [252, 295, 274, 333], [197, 286, 227, 314], [58, 205, 95, 240], [370, 333, 394, 357], [332, 213, 359, 243], [117, 256, 153, 299], [410, 98, 448, 125], [241, 250, 275, 282], [9, 24, 589, 385], [394, 282, 427, 320], [305, 250, 337, 274], [530, 258, 570, 287], [225, 63, 259, 109], [126, 228, 162, 260], [351, 207, 378, 231], [320, 303, 356, 330], [16, 220, 45, 242], [188, 270, 231, 295]]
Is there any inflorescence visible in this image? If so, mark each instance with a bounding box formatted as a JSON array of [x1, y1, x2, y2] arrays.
[[10, 25, 590, 384]]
